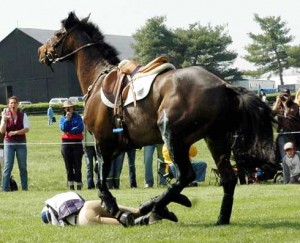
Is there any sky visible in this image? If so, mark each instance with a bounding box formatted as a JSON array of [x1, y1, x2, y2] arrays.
[[1, 0, 300, 70]]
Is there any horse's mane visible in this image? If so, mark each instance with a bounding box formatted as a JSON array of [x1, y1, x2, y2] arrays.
[[62, 12, 120, 65]]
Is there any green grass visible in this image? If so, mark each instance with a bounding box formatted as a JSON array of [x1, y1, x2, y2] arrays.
[[0, 115, 299, 243]]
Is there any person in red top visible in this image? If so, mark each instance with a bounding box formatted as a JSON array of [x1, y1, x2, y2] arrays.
[[0, 96, 30, 191], [59, 100, 84, 190]]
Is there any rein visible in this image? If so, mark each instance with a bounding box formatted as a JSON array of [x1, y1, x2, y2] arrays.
[[83, 66, 115, 103], [54, 42, 98, 63]]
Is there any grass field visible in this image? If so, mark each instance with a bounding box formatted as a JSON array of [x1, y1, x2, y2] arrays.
[[0, 115, 299, 243]]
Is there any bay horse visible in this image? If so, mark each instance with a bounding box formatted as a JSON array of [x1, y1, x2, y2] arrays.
[[38, 12, 275, 226]]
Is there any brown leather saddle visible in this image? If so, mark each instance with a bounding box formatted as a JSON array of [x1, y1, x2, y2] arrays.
[[101, 56, 170, 110], [101, 56, 173, 148]]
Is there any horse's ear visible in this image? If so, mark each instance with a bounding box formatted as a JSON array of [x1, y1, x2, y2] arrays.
[[62, 12, 79, 30], [81, 13, 91, 23]]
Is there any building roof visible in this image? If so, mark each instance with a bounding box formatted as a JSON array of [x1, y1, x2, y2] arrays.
[[18, 28, 135, 60]]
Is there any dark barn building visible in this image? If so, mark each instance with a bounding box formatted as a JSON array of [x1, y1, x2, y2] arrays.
[[0, 28, 134, 104]]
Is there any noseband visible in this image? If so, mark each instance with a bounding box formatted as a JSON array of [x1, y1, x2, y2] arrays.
[[44, 26, 97, 65]]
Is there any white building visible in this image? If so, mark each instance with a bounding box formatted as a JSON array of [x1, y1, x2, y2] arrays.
[[232, 79, 276, 93], [260, 68, 300, 92]]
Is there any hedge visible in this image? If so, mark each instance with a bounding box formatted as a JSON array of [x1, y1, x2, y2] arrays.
[[0, 102, 84, 115]]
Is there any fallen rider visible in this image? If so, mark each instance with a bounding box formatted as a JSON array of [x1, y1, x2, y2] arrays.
[[41, 191, 191, 227]]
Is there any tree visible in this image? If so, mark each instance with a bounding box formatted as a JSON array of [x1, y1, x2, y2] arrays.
[[178, 23, 240, 80], [244, 14, 294, 85], [287, 45, 300, 67], [132, 16, 240, 81], [132, 16, 176, 65]]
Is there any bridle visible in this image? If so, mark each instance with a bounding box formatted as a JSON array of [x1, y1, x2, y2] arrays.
[[43, 23, 115, 103], [44, 25, 97, 65]]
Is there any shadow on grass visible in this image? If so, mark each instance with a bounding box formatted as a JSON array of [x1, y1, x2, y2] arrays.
[[179, 220, 300, 229]]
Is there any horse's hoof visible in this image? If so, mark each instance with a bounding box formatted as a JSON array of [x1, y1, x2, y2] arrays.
[[119, 212, 135, 227], [149, 207, 178, 224], [171, 193, 192, 208], [216, 216, 230, 225]]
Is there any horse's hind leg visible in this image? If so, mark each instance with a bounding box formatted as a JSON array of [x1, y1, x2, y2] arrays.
[[205, 137, 238, 225]]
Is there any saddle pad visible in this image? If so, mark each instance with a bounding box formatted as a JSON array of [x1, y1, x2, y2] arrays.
[[123, 73, 158, 106], [100, 73, 158, 108]]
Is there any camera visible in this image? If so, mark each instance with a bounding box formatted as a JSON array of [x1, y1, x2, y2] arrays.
[[66, 108, 70, 112], [280, 95, 287, 102]]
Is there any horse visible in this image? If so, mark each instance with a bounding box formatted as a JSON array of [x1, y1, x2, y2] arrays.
[[38, 12, 275, 226]]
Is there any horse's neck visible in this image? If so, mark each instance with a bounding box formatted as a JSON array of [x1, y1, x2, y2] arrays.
[[75, 54, 112, 94]]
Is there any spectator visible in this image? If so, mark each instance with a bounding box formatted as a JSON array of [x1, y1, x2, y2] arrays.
[[111, 149, 137, 188], [282, 142, 300, 184], [83, 124, 96, 189], [126, 149, 137, 188], [107, 154, 124, 189], [106, 149, 137, 189], [143, 144, 165, 188], [59, 100, 84, 190], [0, 111, 4, 188], [294, 88, 300, 106], [259, 89, 268, 103], [162, 144, 207, 186], [273, 89, 300, 162], [47, 104, 54, 125], [41, 191, 151, 227], [0, 96, 30, 191]]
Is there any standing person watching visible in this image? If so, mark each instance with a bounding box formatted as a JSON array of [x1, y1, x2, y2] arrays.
[[282, 142, 300, 184], [0, 96, 30, 191], [60, 100, 84, 190], [47, 104, 54, 125], [0, 110, 5, 188], [162, 144, 207, 186], [273, 89, 300, 162], [83, 123, 96, 189], [143, 144, 164, 188]]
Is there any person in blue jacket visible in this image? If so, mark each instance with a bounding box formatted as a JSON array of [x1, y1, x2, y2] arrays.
[[59, 100, 84, 190]]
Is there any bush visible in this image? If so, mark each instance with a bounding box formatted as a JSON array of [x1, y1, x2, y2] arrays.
[[0, 103, 84, 115]]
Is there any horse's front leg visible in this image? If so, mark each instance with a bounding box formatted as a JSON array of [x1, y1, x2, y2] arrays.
[[95, 145, 135, 227], [216, 155, 238, 225]]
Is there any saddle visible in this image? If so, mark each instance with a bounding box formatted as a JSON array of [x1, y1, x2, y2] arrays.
[[101, 56, 175, 148], [102, 56, 174, 109]]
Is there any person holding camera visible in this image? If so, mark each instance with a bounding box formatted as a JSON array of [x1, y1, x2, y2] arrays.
[[60, 100, 84, 190], [0, 96, 30, 191], [273, 89, 300, 162]]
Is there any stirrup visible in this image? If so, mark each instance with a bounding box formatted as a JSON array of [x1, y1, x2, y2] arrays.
[[113, 115, 124, 133]]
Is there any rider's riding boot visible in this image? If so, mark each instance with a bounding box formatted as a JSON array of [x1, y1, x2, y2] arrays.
[[116, 211, 135, 227]]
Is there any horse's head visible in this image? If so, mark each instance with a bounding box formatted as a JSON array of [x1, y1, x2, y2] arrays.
[[38, 11, 119, 68], [38, 12, 90, 66]]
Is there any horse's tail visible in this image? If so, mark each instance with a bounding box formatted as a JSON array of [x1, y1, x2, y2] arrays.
[[225, 84, 275, 165]]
